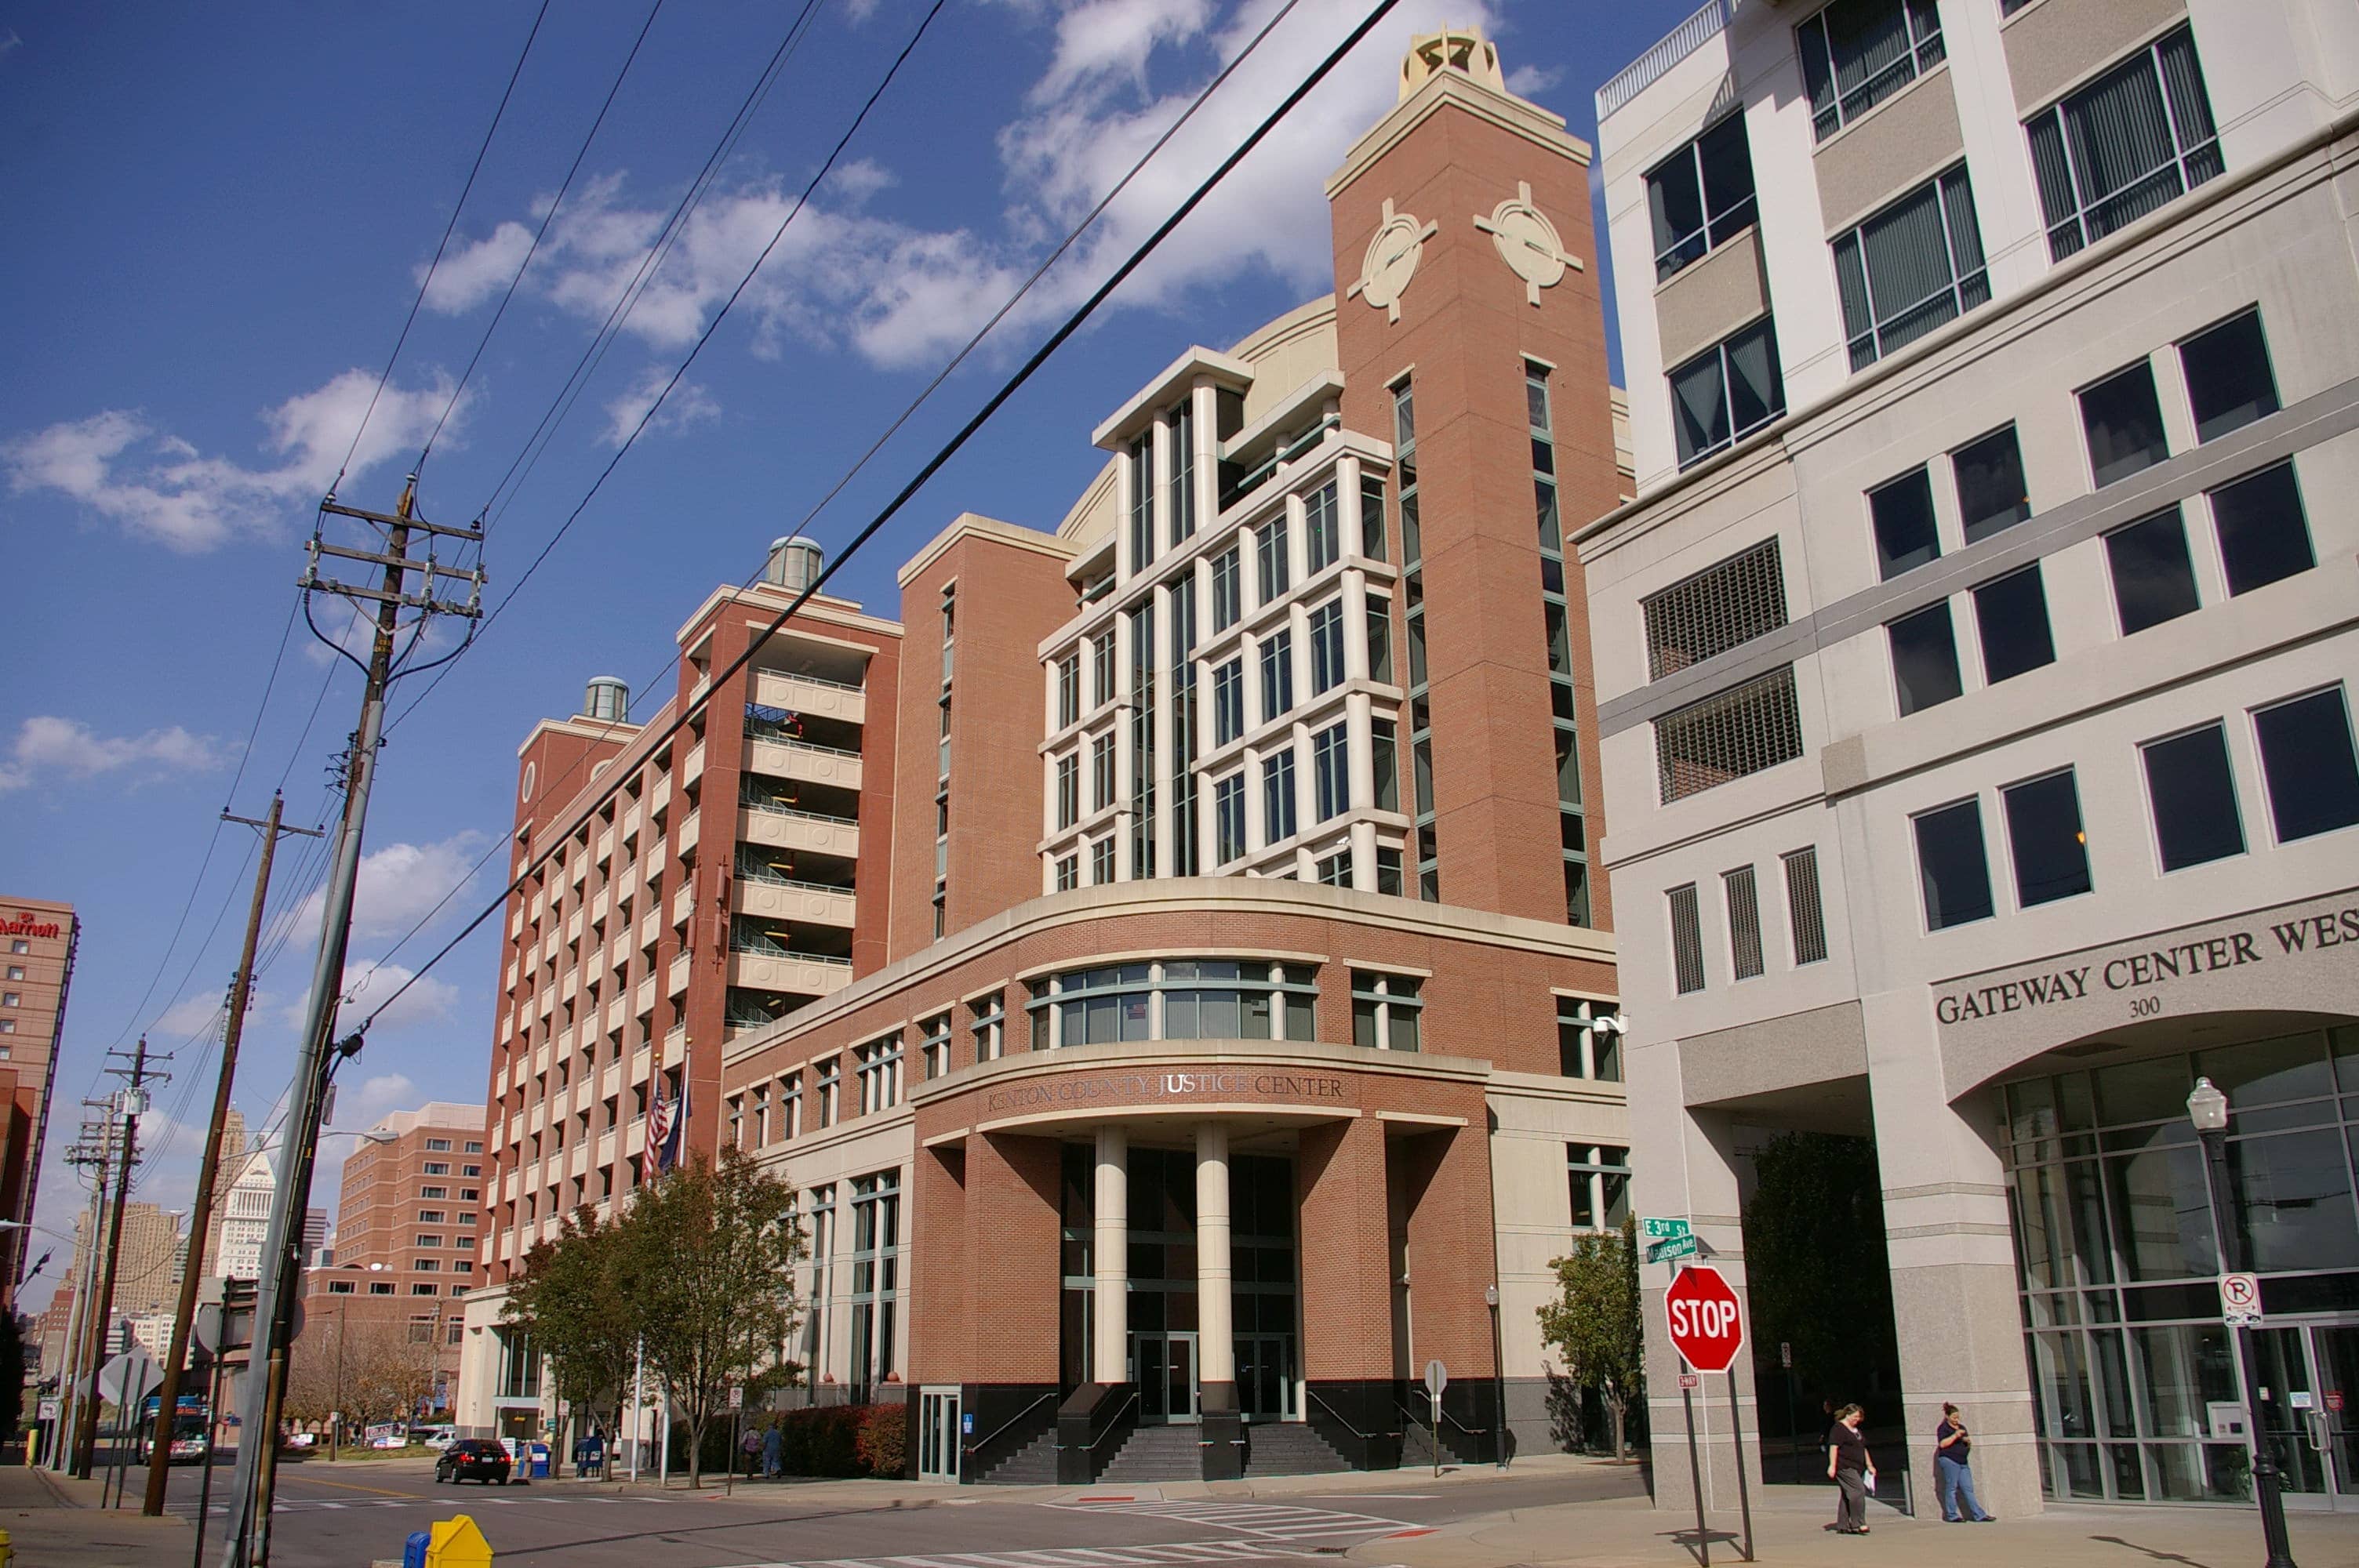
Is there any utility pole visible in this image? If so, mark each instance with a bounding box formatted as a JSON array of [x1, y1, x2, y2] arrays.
[[144, 797, 320, 1516], [220, 477, 479, 1568], [73, 1038, 165, 1478], [53, 1112, 116, 1469]]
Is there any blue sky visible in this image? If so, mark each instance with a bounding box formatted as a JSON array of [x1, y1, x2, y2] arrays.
[[0, 0, 1690, 1300]]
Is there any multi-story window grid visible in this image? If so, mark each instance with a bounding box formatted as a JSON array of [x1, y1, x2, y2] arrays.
[[1258, 630, 1295, 723], [1655, 664, 1805, 804], [1311, 722, 1349, 824], [1557, 996, 1623, 1080], [1529, 364, 1590, 924], [2027, 25, 2220, 263], [1171, 576, 1200, 875], [1668, 883, 1707, 995], [1568, 1143, 1633, 1230], [801, 1184, 836, 1387], [1647, 111, 1756, 280], [1128, 434, 1154, 572], [1211, 544, 1242, 633], [1799, 0, 1943, 142], [1305, 481, 1341, 576], [1834, 166, 1988, 370], [1349, 971, 1423, 1051], [1782, 847, 1829, 966], [1723, 864, 1765, 980], [969, 991, 1005, 1063], [848, 1171, 902, 1402], [1089, 733, 1115, 811], [856, 1034, 903, 1114], [815, 1054, 841, 1128], [1262, 748, 1298, 845], [1170, 397, 1196, 546], [1128, 599, 1158, 877], [1670, 318, 1786, 470], [1029, 960, 1319, 1047], [1214, 773, 1246, 865], [919, 1013, 952, 1080], [1396, 379, 1438, 900]]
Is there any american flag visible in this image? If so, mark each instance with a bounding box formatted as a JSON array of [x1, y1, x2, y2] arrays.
[[649, 1081, 686, 1174]]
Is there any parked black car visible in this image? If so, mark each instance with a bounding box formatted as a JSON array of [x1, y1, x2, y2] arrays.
[[434, 1438, 516, 1485]]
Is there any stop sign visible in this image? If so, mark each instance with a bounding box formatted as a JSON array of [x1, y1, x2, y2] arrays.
[[1664, 1264, 1745, 1373]]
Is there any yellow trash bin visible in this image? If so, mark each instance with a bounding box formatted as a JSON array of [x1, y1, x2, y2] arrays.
[[424, 1514, 492, 1567]]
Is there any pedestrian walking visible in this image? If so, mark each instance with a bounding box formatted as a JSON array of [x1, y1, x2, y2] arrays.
[[1825, 1403, 1874, 1536], [762, 1421, 783, 1479], [585, 1426, 605, 1480], [1935, 1403, 1997, 1523], [741, 1424, 763, 1476]]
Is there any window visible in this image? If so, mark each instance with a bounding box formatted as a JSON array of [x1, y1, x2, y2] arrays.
[[1720, 866, 1765, 980], [327, 1280, 354, 1295], [1170, 399, 1196, 544], [1034, 960, 1318, 1046], [1668, 884, 1706, 995], [1262, 750, 1298, 844], [1954, 426, 2030, 544], [1089, 634, 1116, 709], [420, 1185, 448, 1200], [370, 1282, 394, 1296], [1304, 482, 1339, 575], [1372, 718, 1399, 813], [2003, 770, 2093, 907], [1259, 630, 1294, 721], [2026, 25, 2220, 261], [1214, 774, 1246, 864], [816, 1054, 841, 1127], [848, 1171, 902, 1399], [4, 967, 19, 980], [2105, 507, 2201, 634], [417, 1209, 448, 1224], [464, 1140, 482, 1154], [1975, 565, 2055, 684], [1799, 0, 1943, 140], [1312, 849, 1350, 887], [1090, 837, 1115, 884], [1054, 754, 1078, 829], [425, 1138, 453, 1152], [1366, 596, 1393, 687], [1654, 665, 1805, 804], [2253, 688, 2359, 843], [969, 992, 1005, 1062], [2080, 360, 2169, 487], [1914, 799, 1995, 931], [1558, 997, 1622, 1081], [1568, 1144, 1632, 1231], [1211, 546, 1241, 632], [1783, 847, 1829, 965], [1870, 470, 1939, 579], [1641, 538, 1787, 679], [1056, 653, 1081, 728], [1127, 434, 1153, 570], [1670, 318, 1785, 470], [1054, 854, 1079, 891], [1311, 723, 1349, 823], [1089, 733, 1115, 811], [1833, 167, 1988, 369], [1888, 601, 1963, 716], [423, 1162, 449, 1177], [1212, 659, 1245, 746], [1308, 601, 1345, 695], [1648, 111, 1757, 280], [1351, 972, 1423, 1051], [1375, 844, 1404, 895], [6, 944, 23, 957], [416, 1235, 445, 1249], [2211, 463, 2314, 596], [920, 1013, 952, 1080], [411, 1283, 438, 1296], [1256, 515, 1291, 603], [1360, 474, 1387, 560], [2180, 309, 2278, 443], [2143, 723, 2245, 870]]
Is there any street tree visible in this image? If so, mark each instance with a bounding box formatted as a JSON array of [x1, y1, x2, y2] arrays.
[[1538, 1217, 1645, 1460], [503, 1207, 640, 1436], [623, 1148, 804, 1486]]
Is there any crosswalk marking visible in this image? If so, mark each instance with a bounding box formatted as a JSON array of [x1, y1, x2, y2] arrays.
[[714, 1542, 1320, 1568], [1045, 1500, 1412, 1543]]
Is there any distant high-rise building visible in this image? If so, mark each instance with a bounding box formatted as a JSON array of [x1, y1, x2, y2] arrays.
[[215, 1148, 277, 1281], [0, 898, 78, 1306], [199, 1106, 249, 1280]]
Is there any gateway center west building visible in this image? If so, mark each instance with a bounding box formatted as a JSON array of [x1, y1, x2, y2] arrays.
[[1587, 0, 2359, 1519]]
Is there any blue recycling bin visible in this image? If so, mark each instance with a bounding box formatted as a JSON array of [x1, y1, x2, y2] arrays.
[[529, 1440, 551, 1479], [402, 1528, 431, 1568]]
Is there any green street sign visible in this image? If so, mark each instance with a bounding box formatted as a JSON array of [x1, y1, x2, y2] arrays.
[[1641, 1217, 1692, 1242], [1648, 1232, 1700, 1263]]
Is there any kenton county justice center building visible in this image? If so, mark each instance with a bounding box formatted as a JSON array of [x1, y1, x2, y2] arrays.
[[456, 31, 1648, 1482], [1583, 0, 2359, 1522]]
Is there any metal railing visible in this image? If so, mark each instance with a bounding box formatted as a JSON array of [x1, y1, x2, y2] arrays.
[[961, 1390, 1057, 1465], [738, 797, 858, 828], [1305, 1389, 1398, 1441], [728, 934, 853, 965], [742, 721, 862, 760], [756, 668, 864, 694], [1064, 1390, 1141, 1453], [1598, 0, 1731, 119]]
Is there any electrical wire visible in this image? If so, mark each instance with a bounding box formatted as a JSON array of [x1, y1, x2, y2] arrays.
[[351, 0, 1408, 1036]]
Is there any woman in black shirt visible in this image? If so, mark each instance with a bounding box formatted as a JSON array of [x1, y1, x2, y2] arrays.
[[1826, 1403, 1873, 1535]]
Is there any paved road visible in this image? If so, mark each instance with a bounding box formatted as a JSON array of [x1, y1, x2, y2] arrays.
[[159, 1457, 1643, 1568]]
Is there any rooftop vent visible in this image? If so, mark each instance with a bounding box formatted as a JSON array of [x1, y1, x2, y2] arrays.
[[583, 677, 629, 724], [765, 536, 824, 594]]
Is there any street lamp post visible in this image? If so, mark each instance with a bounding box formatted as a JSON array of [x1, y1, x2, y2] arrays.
[[2189, 1076, 2299, 1568], [1484, 1284, 1507, 1470]]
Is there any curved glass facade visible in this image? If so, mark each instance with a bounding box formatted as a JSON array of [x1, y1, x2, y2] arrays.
[[1026, 960, 1318, 1049]]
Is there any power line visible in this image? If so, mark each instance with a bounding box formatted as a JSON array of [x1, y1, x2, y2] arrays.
[[354, 0, 1408, 1036]]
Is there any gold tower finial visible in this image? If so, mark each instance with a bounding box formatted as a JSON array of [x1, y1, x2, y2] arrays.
[[1399, 24, 1505, 101]]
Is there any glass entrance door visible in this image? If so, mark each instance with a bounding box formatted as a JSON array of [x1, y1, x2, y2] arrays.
[[2309, 1327, 2359, 1510], [1235, 1334, 1296, 1421], [2253, 1324, 2359, 1510], [918, 1387, 961, 1483], [1132, 1332, 1199, 1425]]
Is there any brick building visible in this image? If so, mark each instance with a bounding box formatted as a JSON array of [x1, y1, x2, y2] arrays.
[[0, 897, 77, 1307], [457, 27, 1637, 1480]]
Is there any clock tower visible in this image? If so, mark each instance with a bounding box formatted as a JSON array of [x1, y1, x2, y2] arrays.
[[1326, 27, 1620, 931]]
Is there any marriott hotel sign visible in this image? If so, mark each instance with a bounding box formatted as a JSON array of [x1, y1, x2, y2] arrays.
[[1936, 888, 2359, 1076]]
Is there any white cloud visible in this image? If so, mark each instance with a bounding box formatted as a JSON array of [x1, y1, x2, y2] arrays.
[[156, 992, 230, 1042], [602, 366, 721, 447], [1506, 62, 1562, 96], [420, 220, 536, 314], [0, 31, 20, 64], [292, 832, 486, 941], [334, 1072, 421, 1132], [0, 715, 231, 793], [2, 368, 470, 552], [1030, 0, 1214, 104], [285, 959, 458, 1036], [301, 600, 460, 669]]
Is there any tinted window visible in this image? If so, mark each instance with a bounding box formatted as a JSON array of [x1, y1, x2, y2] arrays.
[[1870, 468, 1939, 579], [1974, 564, 2056, 684], [2253, 688, 2359, 843], [1954, 426, 2030, 544], [2081, 361, 2169, 486], [1888, 602, 1963, 716], [2179, 309, 2279, 443], [1914, 800, 1994, 931], [2002, 770, 2093, 906], [2142, 723, 2245, 871], [2210, 462, 2314, 596], [2104, 507, 2200, 634]]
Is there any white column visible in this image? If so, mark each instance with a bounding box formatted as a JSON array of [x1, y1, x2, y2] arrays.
[[1093, 1126, 1129, 1385], [1195, 1122, 1235, 1392]]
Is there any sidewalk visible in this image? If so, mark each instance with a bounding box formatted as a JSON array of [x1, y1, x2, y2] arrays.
[[0, 1463, 193, 1568], [1343, 1483, 2359, 1568]]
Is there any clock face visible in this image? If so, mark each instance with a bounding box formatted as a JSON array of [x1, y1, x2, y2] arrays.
[[1475, 183, 1583, 306], [1347, 198, 1438, 325]]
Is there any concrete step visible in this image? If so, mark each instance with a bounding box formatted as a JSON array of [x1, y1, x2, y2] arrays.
[[976, 1428, 1058, 1486], [1100, 1425, 1203, 1483], [1241, 1422, 1348, 1475]]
